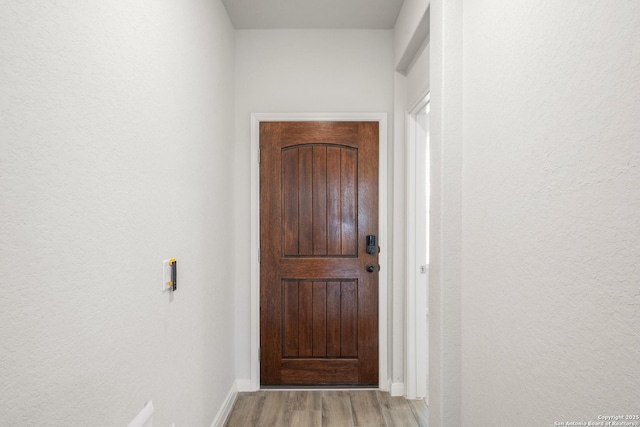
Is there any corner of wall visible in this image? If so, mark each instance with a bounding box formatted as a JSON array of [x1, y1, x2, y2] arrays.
[[235, 379, 253, 393], [393, 0, 430, 72], [428, 0, 463, 425], [209, 381, 239, 427], [390, 382, 406, 397]]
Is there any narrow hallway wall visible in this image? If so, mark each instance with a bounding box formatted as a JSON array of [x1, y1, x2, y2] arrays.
[[460, 1, 640, 424]]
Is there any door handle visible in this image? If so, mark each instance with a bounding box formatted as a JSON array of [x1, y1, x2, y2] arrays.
[[366, 263, 379, 273], [366, 235, 377, 255]]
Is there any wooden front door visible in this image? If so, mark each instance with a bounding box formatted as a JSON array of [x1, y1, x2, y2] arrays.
[[260, 121, 379, 386]]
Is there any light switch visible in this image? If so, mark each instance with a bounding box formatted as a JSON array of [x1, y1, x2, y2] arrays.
[[162, 259, 172, 291]]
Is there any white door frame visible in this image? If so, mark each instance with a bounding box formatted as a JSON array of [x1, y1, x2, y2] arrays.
[[405, 94, 430, 400], [249, 112, 389, 391]]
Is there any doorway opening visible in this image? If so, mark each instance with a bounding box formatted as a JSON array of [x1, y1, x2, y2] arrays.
[[406, 95, 430, 401]]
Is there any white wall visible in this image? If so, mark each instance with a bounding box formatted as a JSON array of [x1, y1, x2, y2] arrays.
[[233, 29, 394, 384], [0, 1, 236, 425], [393, 0, 430, 72], [406, 43, 430, 108], [428, 0, 463, 425], [431, 0, 640, 425]]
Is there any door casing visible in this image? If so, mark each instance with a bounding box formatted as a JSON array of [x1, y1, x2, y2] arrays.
[[406, 93, 430, 400], [248, 113, 389, 391]]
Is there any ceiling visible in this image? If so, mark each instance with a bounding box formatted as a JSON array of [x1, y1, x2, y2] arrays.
[[221, 0, 405, 29]]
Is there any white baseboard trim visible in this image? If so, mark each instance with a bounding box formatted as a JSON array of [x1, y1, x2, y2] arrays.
[[209, 381, 239, 427], [235, 379, 253, 392], [390, 382, 405, 397]]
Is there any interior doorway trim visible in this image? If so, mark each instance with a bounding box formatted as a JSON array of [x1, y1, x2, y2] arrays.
[[405, 93, 430, 400], [249, 113, 389, 391]]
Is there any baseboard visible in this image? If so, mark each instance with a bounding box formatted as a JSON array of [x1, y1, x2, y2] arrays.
[[235, 379, 252, 392], [390, 382, 405, 397], [209, 381, 239, 427]]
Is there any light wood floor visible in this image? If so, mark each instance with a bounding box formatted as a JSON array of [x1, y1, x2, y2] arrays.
[[224, 390, 428, 427]]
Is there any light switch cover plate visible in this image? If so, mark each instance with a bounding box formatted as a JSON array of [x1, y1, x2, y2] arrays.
[[162, 259, 172, 291]]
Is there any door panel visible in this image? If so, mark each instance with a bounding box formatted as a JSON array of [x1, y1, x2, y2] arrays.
[[281, 145, 357, 257], [260, 121, 378, 386], [282, 280, 358, 358]]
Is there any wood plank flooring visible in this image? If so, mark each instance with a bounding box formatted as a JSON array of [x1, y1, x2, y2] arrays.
[[224, 390, 428, 427]]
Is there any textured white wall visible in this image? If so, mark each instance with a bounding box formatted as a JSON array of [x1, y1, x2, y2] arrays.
[[233, 29, 394, 383], [0, 1, 236, 425], [460, 1, 640, 425]]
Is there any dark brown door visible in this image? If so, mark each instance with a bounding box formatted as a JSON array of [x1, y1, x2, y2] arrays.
[[260, 121, 379, 386]]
